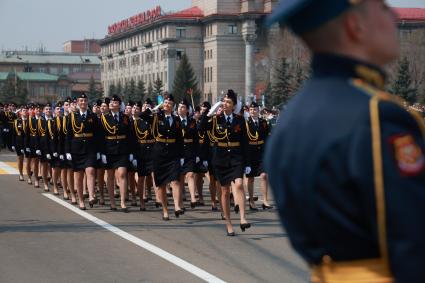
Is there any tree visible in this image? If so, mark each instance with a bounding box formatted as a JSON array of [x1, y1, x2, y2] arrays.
[[263, 82, 273, 109], [292, 63, 308, 93], [135, 80, 146, 102], [172, 53, 201, 105], [147, 82, 153, 102], [390, 56, 417, 104], [271, 58, 293, 108], [123, 81, 130, 101], [87, 76, 99, 102], [152, 78, 164, 103], [0, 79, 16, 103], [15, 79, 28, 105], [109, 83, 116, 97], [127, 78, 136, 102], [116, 81, 123, 97]]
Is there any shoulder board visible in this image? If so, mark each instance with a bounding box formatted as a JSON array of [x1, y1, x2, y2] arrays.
[[351, 78, 405, 108]]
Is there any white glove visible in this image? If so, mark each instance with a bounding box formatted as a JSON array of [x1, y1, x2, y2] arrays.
[[20, 149, 24, 154], [207, 101, 222, 117], [96, 152, 100, 160], [2, 128, 7, 132], [180, 158, 185, 167], [129, 154, 134, 162], [132, 159, 138, 167], [11, 146, 15, 151], [53, 152, 58, 157], [101, 154, 107, 164], [195, 156, 200, 163], [202, 161, 208, 168], [244, 166, 252, 175], [36, 150, 41, 156], [46, 154, 52, 160], [26, 147, 31, 153], [66, 153, 72, 161], [59, 155, 64, 160]]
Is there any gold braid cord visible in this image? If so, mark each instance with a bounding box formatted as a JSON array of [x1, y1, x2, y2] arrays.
[[37, 118, 46, 136], [101, 114, 117, 135], [62, 116, 68, 135], [151, 114, 163, 139], [245, 120, 259, 141], [71, 113, 84, 134], [134, 118, 149, 140], [56, 117, 61, 133], [14, 120, 20, 135], [47, 120, 54, 140], [29, 117, 37, 136], [210, 116, 227, 141]]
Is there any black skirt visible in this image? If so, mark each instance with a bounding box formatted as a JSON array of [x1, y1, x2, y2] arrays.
[[104, 154, 129, 170], [60, 159, 73, 169], [180, 157, 195, 175], [153, 158, 180, 187], [72, 153, 97, 171], [137, 158, 153, 177], [193, 161, 208, 174], [246, 161, 265, 178], [214, 163, 244, 187], [50, 156, 62, 168]]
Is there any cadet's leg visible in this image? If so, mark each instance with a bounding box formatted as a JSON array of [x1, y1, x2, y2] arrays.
[[207, 173, 218, 210], [246, 176, 257, 208], [220, 184, 233, 234], [52, 166, 60, 195], [106, 169, 116, 209], [85, 167, 96, 205], [26, 157, 32, 184], [74, 170, 85, 209], [158, 184, 169, 219], [186, 172, 197, 207], [115, 167, 128, 209], [18, 154, 24, 179], [60, 168, 69, 199], [97, 168, 105, 205], [67, 168, 76, 202], [128, 171, 137, 205], [41, 161, 49, 192], [137, 175, 146, 210], [170, 180, 182, 212], [233, 178, 249, 225], [260, 173, 272, 207], [33, 158, 40, 187], [195, 173, 205, 205]]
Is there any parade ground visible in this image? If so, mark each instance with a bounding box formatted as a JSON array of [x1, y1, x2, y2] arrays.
[[0, 152, 308, 283]]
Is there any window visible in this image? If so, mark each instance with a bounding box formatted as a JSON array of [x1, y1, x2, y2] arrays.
[[176, 49, 185, 60], [176, 27, 186, 38], [39, 86, 45, 96], [50, 67, 58, 74], [62, 67, 69, 75], [228, 24, 238, 34]]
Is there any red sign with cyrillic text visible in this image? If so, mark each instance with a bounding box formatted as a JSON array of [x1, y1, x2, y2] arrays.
[[108, 6, 162, 35]]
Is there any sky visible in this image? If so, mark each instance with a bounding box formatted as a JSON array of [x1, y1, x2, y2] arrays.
[[0, 0, 424, 52]]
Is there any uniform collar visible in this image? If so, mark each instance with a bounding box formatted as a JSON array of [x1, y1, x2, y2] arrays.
[[224, 113, 233, 121], [312, 53, 386, 90]]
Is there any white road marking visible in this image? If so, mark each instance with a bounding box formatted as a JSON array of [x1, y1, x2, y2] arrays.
[[43, 193, 227, 283], [0, 161, 19, 174]]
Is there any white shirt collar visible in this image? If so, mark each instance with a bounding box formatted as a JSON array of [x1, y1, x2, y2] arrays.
[[224, 113, 233, 121], [80, 111, 87, 116]]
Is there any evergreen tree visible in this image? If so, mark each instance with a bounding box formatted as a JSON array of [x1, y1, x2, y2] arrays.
[[135, 80, 146, 102], [0, 79, 16, 103], [390, 56, 417, 104], [87, 76, 98, 102], [263, 82, 273, 109], [271, 58, 293, 108], [292, 64, 307, 93], [109, 83, 116, 97], [127, 78, 136, 102], [152, 78, 164, 103], [15, 79, 28, 105], [172, 53, 201, 105], [116, 81, 123, 97], [123, 81, 130, 102], [147, 82, 153, 102]]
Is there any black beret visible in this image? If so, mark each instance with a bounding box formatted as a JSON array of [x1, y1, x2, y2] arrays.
[[103, 97, 111, 105], [65, 97, 72, 103], [72, 97, 77, 103], [224, 89, 237, 105], [201, 101, 211, 109], [135, 101, 143, 108], [55, 102, 63, 108], [111, 95, 121, 103], [45, 103, 52, 108], [126, 100, 135, 107], [194, 106, 201, 112], [179, 98, 190, 108], [164, 94, 174, 102], [144, 98, 153, 105], [250, 101, 259, 108]]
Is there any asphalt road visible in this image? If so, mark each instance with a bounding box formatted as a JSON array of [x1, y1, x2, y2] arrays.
[[0, 152, 308, 283]]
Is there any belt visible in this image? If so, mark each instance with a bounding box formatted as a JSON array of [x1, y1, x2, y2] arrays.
[[156, 138, 176, 143], [311, 257, 393, 283], [106, 135, 126, 140], [40, 134, 46, 137], [199, 140, 205, 144], [30, 134, 37, 137], [184, 139, 194, 143], [249, 140, 264, 145], [74, 133, 93, 138], [138, 139, 155, 144], [217, 142, 240, 148]]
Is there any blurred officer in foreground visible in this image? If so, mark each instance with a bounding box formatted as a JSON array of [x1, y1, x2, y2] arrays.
[[264, 0, 425, 282]]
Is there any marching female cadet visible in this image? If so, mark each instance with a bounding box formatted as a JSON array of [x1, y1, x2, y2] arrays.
[[65, 94, 99, 210], [4, 103, 17, 151], [100, 95, 133, 212], [26, 104, 42, 188], [201, 90, 251, 236], [177, 99, 200, 209], [151, 94, 184, 220], [52, 102, 66, 199], [95, 98, 110, 205], [59, 98, 76, 203], [11, 105, 27, 181], [38, 103, 54, 192], [127, 101, 138, 206], [245, 102, 272, 210], [131, 99, 156, 211]]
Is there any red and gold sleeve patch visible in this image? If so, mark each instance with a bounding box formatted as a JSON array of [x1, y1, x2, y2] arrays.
[[389, 134, 425, 176]]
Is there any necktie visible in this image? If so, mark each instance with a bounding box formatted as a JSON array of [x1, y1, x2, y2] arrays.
[[226, 116, 231, 126], [167, 116, 172, 126], [254, 120, 258, 128], [183, 119, 187, 127], [81, 114, 86, 120], [114, 114, 118, 123]]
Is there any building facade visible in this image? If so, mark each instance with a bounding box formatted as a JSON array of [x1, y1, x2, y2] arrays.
[[63, 39, 101, 54], [0, 50, 101, 101], [99, 0, 278, 103]]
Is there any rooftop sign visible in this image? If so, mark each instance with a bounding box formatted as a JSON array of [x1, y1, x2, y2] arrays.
[[108, 6, 162, 35]]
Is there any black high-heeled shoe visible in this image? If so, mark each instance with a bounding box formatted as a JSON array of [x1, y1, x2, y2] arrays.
[[71, 201, 77, 205], [249, 204, 258, 211], [211, 206, 218, 211], [190, 202, 196, 209], [110, 207, 117, 211], [220, 213, 226, 220], [79, 206, 86, 211], [262, 204, 273, 210], [240, 223, 251, 232], [89, 198, 98, 208], [234, 204, 239, 214], [121, 207, 129, 213], [226, 228, 235, 237], [174, 210, 183, 218], [155, 202, 162, 208], [162, 216, 170, 221], [140, 207, 146, 211]]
